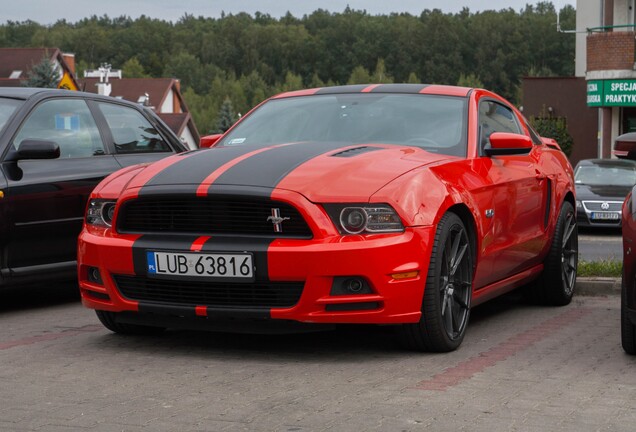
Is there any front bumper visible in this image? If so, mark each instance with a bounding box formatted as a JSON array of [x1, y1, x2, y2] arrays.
[[576, 201, 622, 228], [78, 226, 435, 326]]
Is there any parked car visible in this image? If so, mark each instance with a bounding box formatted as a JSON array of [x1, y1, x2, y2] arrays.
[[574, 158, 636, 228], [0, 88, 187, 288], [622, 191, 636, 354], [78, 83, 576, 352]]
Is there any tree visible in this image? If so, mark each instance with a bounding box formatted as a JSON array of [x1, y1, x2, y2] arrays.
[[347, 65, 371, 84], [530, 110, 574, 157], [122, 57, 149, 78], [216, 97, 237, 133], [457, 73, 483, 88], [370, 59, 393, 83], [23, 57, 60, 88]]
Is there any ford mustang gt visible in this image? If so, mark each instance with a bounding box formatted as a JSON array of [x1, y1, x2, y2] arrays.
[[78, 84, 577, 352]]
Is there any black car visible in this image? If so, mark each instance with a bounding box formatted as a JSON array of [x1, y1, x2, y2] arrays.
[[574, 158, 636, 228], [0, 88, 187, 288]]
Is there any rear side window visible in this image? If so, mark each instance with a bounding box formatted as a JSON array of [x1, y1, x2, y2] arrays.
[[97, 102, 171, 154], [12, 98, 105, 158]]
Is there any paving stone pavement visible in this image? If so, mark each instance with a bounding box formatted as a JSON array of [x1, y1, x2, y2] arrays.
[[0, 285, 634, 431]]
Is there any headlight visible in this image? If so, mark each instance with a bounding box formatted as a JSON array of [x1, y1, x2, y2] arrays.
[[576, 200, 582, 209], [325, 204, 404, 234], [86, 199, 117, 227]]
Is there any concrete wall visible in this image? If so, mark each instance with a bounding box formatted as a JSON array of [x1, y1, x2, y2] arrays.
[[576, 0, 603, 77]]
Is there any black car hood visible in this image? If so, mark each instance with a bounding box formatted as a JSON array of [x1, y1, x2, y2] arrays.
[[575, 183, 632, 201]]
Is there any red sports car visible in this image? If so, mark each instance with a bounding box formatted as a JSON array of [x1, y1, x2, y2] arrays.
[[78, 84, 577, 352]]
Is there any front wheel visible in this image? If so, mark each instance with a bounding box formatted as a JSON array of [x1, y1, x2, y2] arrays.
[[399, 212, 473, 352]]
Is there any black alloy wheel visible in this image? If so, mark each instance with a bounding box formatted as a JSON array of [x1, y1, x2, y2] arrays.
[[399, 212, 473, 352]]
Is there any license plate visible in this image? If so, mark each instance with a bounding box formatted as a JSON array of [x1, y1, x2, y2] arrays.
[[147, 251, 254, 280], [590, 212, 619, 220]]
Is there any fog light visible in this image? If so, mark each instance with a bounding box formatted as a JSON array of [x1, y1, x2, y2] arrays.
[[330, 276, 372, 295], [87, 266, 103, 285], [346, 278, 363, 292]]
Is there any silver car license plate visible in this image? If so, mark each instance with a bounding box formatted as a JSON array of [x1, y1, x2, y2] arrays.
[[147, 251, 254, 280]]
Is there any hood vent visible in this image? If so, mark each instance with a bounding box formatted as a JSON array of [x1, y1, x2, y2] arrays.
[[331, 146, 381, 158]]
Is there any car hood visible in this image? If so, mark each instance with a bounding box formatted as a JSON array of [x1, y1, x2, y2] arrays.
[[126, 142, 457, 201], [575, 183, 632, 201]]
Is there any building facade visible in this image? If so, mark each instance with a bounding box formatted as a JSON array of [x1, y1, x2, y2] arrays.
[[581, 0, 636, 158]]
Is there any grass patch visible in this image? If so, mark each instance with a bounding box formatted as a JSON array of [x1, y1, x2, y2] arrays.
[[578, 259, 622, 278]]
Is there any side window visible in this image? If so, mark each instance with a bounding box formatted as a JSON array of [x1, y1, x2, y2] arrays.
[[479, 101, 521, 149], [525, 122, 543, 145], [97, 103, 171, 154], [13, 99, 105, 158]]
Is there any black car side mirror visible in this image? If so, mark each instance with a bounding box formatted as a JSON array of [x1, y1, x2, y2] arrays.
[[13, 139, 61, 161]]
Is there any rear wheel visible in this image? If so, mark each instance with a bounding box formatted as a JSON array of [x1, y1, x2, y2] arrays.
[[95, 310, 165, 335], [534, 201, 578, 306], [621, 280, 636, 355], [399, 212, 473, 352]]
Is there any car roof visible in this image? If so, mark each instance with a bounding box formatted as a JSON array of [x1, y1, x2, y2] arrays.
[[576, 158, 636, 168], [0, 87, 139, 105], [274, 83, 474, 99]]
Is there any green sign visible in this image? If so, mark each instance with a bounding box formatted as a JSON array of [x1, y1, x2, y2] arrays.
[[603, 79, 636, 106], [586, 80, 603, 107], [588, 79, 636, 107]]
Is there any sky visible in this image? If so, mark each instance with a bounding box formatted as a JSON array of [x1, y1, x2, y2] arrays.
[[5, 0, 576, 24]]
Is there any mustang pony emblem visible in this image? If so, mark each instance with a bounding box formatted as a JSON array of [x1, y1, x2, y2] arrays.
[[267, 208, 290, 233]]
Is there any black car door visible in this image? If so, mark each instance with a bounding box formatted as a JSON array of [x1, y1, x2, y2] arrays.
[[1, 97, 121, 276]]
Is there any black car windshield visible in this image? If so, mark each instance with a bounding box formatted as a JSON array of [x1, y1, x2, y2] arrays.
[[575, 163, 636, 187], [0, 98, 23, 134], [217, 93, 468, 157]]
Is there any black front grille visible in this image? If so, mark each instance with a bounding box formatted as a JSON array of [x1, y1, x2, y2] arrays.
[[117, 196, 312, 238], [114, 275, 304, 308]]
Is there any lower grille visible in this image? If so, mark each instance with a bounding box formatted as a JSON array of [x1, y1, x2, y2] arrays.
[[113, 275, 304, 308]]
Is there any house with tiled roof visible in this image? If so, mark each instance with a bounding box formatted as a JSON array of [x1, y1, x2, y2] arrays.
[[80, 76, 200, 149], [0, 47, 78, 89]]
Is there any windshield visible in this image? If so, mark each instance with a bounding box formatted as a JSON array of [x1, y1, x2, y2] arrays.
[[0, 98, 22, 134], [574, 163, 636, 187], [218, 93, 468, 157]]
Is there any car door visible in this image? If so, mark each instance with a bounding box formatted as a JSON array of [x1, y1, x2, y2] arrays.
[[93, 101, 184, 168], [1, 97, 121, 275], [473, 100, 549, 287]]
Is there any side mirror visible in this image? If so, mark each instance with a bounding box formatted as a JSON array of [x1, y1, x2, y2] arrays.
[[200, 134, 223, 148], [614, 132, 636, 160], [484, 132, 533, 156], [13, 139, 61, 161]]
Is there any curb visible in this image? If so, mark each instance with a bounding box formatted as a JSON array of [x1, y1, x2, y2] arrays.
[[575, 277, 621, 296]]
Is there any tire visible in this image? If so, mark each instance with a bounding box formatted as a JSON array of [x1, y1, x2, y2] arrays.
[[398, 212, 473, 352], [621, 279, 636, 355], [95, 310, 165, 335], [534, 201, 578, 306]]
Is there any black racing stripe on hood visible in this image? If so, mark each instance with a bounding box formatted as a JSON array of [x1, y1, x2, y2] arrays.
[[139, 146, 254, 194], [208, 141, 356, 190]]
